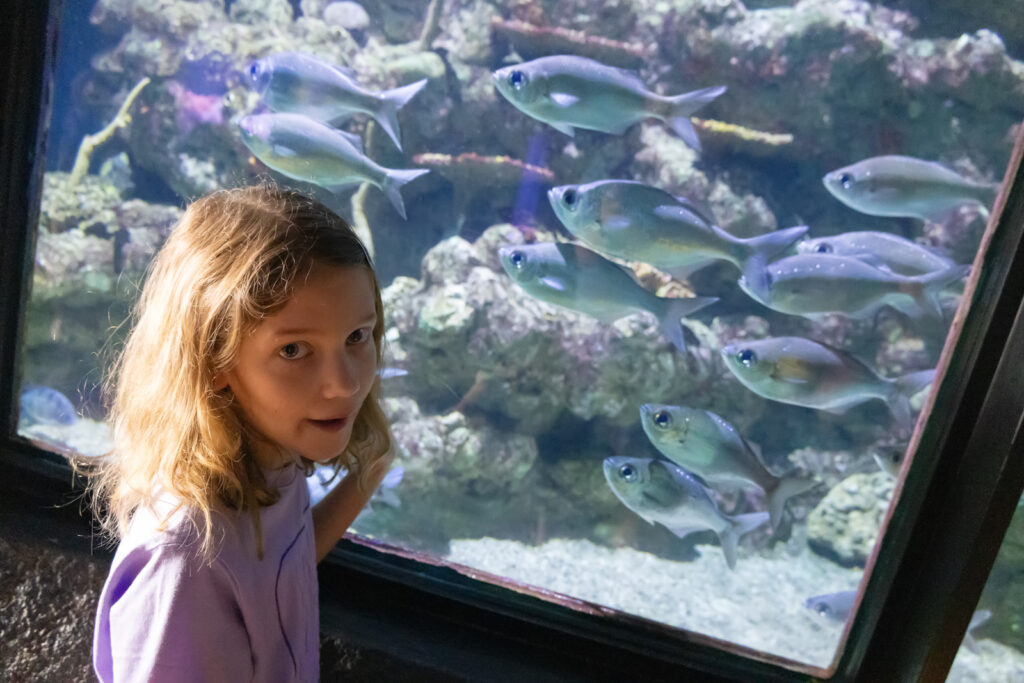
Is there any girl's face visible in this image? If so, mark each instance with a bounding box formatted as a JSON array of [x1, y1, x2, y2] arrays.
[[217, 264, 379, 469]]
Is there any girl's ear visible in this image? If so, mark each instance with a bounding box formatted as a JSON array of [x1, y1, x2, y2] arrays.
[[212, 372, 229, 392]]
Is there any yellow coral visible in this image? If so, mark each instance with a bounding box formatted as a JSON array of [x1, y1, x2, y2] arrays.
[[69, 77, 151, 187]]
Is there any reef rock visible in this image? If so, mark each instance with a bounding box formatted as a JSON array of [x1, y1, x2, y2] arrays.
[[806, 471, 895, 566], [381, 224, 764, 434]]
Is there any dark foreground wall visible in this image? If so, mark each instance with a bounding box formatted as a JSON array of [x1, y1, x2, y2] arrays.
[[0, 479, 451, 682]]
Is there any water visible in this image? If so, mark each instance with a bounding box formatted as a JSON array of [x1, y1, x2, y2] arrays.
[[16, 0, 1024, 674]]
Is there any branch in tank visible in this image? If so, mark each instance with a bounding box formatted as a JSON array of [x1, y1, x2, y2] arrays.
[[69, 77, 151, 188]]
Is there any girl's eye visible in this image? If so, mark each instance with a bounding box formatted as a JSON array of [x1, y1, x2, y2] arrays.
[[279, 342, 309, 360], [348, 327, 372, 344]]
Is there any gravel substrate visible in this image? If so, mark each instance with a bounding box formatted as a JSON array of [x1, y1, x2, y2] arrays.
[[448, 537, 860, 667], [448, 537, 1024, 677]]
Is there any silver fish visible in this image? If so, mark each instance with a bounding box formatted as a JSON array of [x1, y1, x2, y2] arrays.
[[309, 463, 404, 510], [238, 112, 429, 219], [602, 456, 768, 570], [19, 385, 77, 426], [963, 609, 992, 654], [498, 242, 717, 353], [548, 179, 807, 283], [797, 231, 956, 276], [823, 155, 998, 220], [493, 55, 725, 151], [872, 446, 906, 478], [248, 51, 427, 151], [805, 590, 857, 622], [720, 336, 935, 429], [738, 253, 969, 320], [640, 403, 818, 530]]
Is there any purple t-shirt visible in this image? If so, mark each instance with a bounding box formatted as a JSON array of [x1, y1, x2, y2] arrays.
[[93, 464, 319, 682]]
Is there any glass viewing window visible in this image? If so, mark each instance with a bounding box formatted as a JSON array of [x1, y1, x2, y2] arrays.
[[6, 0, 1024, 679]]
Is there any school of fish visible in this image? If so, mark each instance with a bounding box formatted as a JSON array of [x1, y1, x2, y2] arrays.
[[225, 48, 989, 572]]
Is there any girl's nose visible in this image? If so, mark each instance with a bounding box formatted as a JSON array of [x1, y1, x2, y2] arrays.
[[322, 353, 361, 398]]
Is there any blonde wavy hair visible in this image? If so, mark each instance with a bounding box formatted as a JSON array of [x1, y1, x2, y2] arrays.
[[84, 182, 392, 561]]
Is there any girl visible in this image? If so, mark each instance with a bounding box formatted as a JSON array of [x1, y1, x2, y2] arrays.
[[87, 183, 394, 682]]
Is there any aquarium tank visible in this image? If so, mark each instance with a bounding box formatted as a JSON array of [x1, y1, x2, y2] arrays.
[[9, 0, 1024, 677]]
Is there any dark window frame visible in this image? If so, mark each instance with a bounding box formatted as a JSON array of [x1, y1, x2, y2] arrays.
[[3, 2, 1023, 680]]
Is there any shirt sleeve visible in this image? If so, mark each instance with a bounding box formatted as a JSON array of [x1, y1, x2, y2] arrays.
[[94, 541, 254, 682]]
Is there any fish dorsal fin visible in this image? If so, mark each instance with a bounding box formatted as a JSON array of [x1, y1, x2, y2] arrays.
[[550, 92, 579, 108]]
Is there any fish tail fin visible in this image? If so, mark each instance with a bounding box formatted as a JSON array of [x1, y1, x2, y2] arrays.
[[738, 225, 809, 299], [923, 263, 971, 314], [903, 264, 970, 319], [889, 369, 937, 430], [766, 477, 820, 532], [976, 182, 1000, 211], [658, 296, 718, 353], [376, 78, 428, 151], [664, 85, 727, 152], [382, 168, 430, 220], [718, 511, 768, 570]]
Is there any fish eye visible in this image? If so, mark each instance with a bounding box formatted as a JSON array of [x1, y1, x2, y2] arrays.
[[839, 173, 853, 189], [563, 188, 578, 210], [248, 63, 260, 80], [510, 250, 526, 269], [618, 464, 638, 482], [815, 242, 832, 254], [737, 348, 757, 367], [891, 450, 902, 463], [815, 602, 832, 617], [509, 69, 527, 91], [653, 410, 671, 429]]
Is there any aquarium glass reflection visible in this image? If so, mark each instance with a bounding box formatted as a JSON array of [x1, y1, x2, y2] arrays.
[[16, 0, 1024, 673], [945, 501, 1024, 682]]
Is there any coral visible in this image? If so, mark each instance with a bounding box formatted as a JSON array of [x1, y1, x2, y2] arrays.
[[228, 0, 294, 25], [417, 0, 444, 50], [381, 224, 763, 433], [411, 152, 554, 231], [806, 471, 895, 567], [690, 116, 795, 155], [490, 19, 647, 69], [68, 77, 150, 187], [632, 124, 778, 239], [352, 396, 539, 549], [412, 152, 554, 184]]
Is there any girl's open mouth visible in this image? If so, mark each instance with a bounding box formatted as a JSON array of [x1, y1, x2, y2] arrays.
[[309, 418, 346, 432]]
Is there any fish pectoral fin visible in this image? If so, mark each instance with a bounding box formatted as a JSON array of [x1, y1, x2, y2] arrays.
[[770, 357, 813, 384], [540, 276, 568, 292], [604, 215, 632, 231], [821, 404, 851, 415], [549, 92, 579, 108], [548, 121, 576, 137], [663, 523, 702, 540], [653, 204, 711, 229], [327, 182, 364, 196], [336, 128, 364, 154], [272, 143, 299, 158]]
